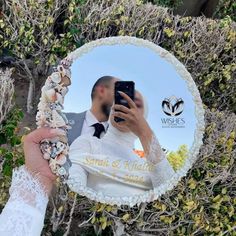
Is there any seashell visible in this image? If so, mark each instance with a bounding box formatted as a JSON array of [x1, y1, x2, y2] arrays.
[[55, 154, 67, 165], [58, 66, 71, 78], [51, 110, 67, 127], [50, 102, 63, 110], [43, 153, 50, 160], [43, 88, 57, 102], [60, 75, 71, 87], [50, 146, 59, 158], [56, 141, 66, 152], [57, 65, 65, 76], [37, 102, 47, 110], [51, 72, 61, 84], [40, 141, 51, 153], [45, 78, 55, 89], [49, 159, 58, 173], [46, 77, 52, 84], [57, 166, 67, 176], [60, 58, 72, 69], [58, 135, 68, 144]]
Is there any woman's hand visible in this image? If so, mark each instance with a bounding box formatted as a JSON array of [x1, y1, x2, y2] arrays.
[[23, 127, 66, 195], [111, 91, 153, 154], [111, 91, 151, 137]]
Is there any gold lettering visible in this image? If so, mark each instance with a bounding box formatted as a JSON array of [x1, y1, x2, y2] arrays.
[[123, 160, 155, 171], [112, 160, 121, 169], [82, 157, 155, 172], [83, 156, 109, 167], [124, 174, 145, 184]]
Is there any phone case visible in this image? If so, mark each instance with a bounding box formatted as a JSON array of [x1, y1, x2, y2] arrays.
[[114, 81, 135, 122]]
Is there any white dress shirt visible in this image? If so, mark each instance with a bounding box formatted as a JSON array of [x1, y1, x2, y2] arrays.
[[81, 110, 109, 138]]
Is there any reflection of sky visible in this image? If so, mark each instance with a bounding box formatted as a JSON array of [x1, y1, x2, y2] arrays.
[[64, 44, 197, 151]]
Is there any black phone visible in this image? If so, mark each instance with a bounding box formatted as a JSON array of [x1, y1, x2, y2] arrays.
[[114, 81, 135, 122]]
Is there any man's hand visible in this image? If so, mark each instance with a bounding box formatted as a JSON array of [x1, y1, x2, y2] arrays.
[[23, 127, 66, 195]]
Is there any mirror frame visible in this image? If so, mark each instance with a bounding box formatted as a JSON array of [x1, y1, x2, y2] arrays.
[[37, 36, 205, 206]]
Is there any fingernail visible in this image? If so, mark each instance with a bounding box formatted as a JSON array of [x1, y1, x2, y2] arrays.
[[50, 128, 66, 136]]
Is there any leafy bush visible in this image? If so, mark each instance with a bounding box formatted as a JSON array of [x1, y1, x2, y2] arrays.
[[214, 0, 236, 22], [167, 144, 188, 171], [0, 107, 24, 177], [0, 107, 25, 208]]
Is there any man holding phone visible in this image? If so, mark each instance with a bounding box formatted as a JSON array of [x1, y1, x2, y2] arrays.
[[66, 77, 153, 149]]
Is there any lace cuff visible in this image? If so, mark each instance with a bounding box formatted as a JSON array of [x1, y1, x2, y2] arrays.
[[0, 165, 49, 236], [146, 134, 175, 187], [146, 134, 167, 165], [149, 158, 175, 187], [8, 165, 49, 212]]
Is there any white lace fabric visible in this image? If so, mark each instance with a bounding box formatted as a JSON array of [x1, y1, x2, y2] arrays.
[[146, 134, 176, 186], [0, 165, 49, 236], [146, 133, 167, 165]]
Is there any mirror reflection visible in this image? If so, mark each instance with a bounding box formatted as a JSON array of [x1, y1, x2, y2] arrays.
[[64, 43, 197, 202]]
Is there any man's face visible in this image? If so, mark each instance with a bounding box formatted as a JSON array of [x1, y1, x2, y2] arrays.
[[96, 78, 120, 117], [104, 78, 120, 106]]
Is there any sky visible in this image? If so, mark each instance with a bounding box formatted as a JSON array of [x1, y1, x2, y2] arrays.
[[64, 44, 197, 152]]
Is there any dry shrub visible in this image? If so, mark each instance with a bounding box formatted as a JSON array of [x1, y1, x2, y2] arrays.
[[0, 68, 14, 124]]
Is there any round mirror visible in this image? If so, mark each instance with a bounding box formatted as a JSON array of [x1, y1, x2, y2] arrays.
[[58, 36, 205, 206]]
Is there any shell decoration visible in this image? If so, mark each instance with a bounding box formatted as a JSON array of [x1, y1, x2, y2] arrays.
[[36, 57, 73, 179]]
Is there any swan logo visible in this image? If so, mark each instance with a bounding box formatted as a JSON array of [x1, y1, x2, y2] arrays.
[[162, 96, 184, 117], [161, 96, 185, 128]]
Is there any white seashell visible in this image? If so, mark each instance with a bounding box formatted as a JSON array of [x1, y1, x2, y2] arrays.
[[58, 67, 71, 78], [51, 72, 61, 83], [37, 102, 47, 110], [44, 89, 56, 102], [56, 141, 66, 152], [43, 153, 50, 160], [49, 159, 58, 173], [51, 110, 67, 127], [56, 154, 67, 165], [57, 65, 65, 75], [57, 166, 67, 176]]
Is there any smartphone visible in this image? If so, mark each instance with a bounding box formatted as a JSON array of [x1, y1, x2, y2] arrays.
[[114, 81, 135, 122]]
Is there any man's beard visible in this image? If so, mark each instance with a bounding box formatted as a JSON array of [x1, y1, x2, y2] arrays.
[[101, 103, 111, 119]]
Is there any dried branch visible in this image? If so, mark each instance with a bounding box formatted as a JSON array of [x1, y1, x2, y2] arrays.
[[0, 68, 14, 124]]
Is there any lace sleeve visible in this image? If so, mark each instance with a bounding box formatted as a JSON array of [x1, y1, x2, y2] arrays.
[[0, 165, 49, 236], [146, 134, 175, 187]]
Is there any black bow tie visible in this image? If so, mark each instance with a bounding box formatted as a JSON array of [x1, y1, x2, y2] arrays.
[[91, 123, 105, 138]]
